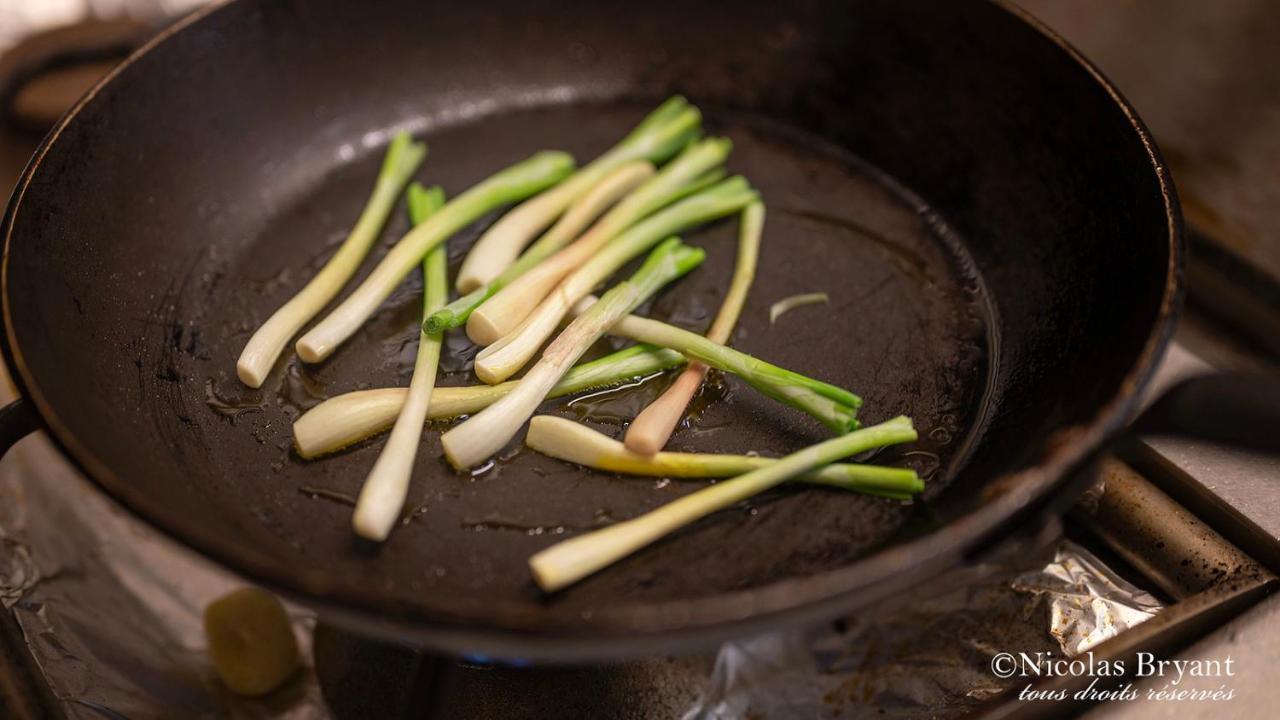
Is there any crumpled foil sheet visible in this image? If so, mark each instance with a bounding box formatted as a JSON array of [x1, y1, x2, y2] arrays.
[[0, 433, 326, 720], [1010, 540, 1164, 656]]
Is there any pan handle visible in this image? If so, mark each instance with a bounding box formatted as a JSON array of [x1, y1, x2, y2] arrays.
[[0, 398, 41, 457], [0, 20, 145, 130], [1133, 372, 1280, 453]]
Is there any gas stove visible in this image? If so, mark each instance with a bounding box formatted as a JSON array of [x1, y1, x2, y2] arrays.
[[1, 1, 1277, 718]]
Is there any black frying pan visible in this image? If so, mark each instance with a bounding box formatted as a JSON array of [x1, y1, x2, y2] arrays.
[[0, 0, 1190, 660]]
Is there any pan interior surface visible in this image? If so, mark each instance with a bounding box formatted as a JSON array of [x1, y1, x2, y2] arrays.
[[182, 100, 994, 621], [1, 0, 1176, 647]]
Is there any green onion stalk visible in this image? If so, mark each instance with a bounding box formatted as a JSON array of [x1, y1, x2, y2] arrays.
[[441, 239, 706, 470], [236, 132, 426, 388], [454, 96, 702, 292], [529, 416, 918, 592], [351, 183, 446, 541], [295, 151, 575, 363]]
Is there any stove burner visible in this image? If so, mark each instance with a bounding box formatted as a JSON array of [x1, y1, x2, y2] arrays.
[[312, 622, 706, 719]]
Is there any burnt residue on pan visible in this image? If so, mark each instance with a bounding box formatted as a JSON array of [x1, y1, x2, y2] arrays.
[[171, 101, 996, 609]]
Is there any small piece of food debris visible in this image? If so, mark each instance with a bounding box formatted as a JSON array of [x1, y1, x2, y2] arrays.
[[203, 587, 300, 696], [769, 291, 829, 324]]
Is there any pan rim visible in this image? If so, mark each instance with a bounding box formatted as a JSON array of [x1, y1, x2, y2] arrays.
[[0, 0, 1183, 659]]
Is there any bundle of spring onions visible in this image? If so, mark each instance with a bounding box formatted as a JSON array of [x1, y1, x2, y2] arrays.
[[428, 99, 710, 334], [292, 344, 685, 458], [232, 97, 921, 589], [457, 138, 733, 344], [454, 95, 702, 294], [470, 172, 754, 384], [440, 237, 708, 469]]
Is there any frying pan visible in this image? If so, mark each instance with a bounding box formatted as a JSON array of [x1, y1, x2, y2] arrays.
[[0, 0, 1198, 661]]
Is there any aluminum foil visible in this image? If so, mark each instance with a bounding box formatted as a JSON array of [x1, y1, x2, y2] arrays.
[[1010, 540, 1164, 657], [0, 432, 326, 720]]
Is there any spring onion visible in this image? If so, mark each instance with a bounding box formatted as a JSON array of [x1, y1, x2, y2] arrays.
[[573, 296, 860, 432], [454, 96, 702, 292], [351, 184, 446, 541], [295, 151, 575, 363], [441, 239, 706, 469], [473, 175, 756, 384], [292, 345, 684, 458], [465, 138, 734, 345], [529, 416, 917, 592], [235, 132, 426, 388], [527, 415, 922, 498], [770, 292, 829, 324], [624, 201, 764, 454]]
